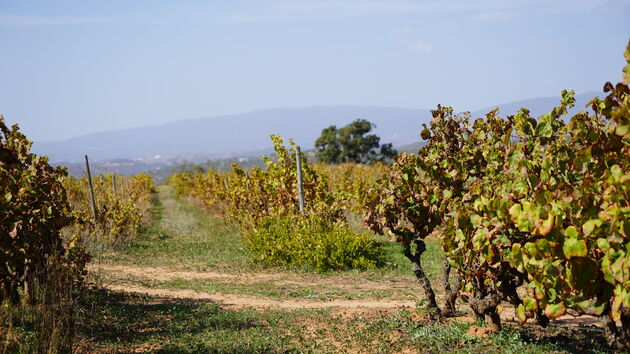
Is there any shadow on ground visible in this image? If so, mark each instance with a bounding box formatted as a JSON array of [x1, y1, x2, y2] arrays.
[[75, 287, 284, 353]]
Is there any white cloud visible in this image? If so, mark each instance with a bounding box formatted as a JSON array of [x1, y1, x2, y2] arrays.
[[0, 15, 122, 27], [408, 41, 433, 54]]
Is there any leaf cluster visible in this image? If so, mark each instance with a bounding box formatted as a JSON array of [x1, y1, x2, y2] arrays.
[[314, 162, 389, 214]]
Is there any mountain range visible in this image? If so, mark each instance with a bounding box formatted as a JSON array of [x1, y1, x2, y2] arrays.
[[32, 91, 599, 175]]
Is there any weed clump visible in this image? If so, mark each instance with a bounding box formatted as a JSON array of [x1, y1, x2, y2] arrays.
[[244, 215, 384, 272]]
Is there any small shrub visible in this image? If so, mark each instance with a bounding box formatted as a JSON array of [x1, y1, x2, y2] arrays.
[[243, 215, 384, 272]]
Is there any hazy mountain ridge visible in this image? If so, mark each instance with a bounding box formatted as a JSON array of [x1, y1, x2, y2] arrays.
[[34, 106, 430, 163], [33, 91, 599, 171]]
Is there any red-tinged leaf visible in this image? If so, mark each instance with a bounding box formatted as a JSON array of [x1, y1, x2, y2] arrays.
[[544, 302, 566, 319]]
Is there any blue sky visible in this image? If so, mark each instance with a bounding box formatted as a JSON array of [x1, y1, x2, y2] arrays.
[[1, 0, 629, 142]]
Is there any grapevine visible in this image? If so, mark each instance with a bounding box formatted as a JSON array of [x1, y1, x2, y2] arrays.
[[365, 41, 630, 348]]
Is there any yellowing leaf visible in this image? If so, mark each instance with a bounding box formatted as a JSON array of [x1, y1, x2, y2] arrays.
[[596, 238, 610, 252], [582, 219, 602, 237], [544, 302, 566, 319], [517, 304, 527, 323], [537, 214, 554, 236], [510, 203, 533, 232], [523, 296, 538, 311], [563, 238, 587, 258], [564, 226, 579, 239], [609, 165, 623, 183]]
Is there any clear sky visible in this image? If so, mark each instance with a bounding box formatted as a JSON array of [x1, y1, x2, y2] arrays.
[[1, 0, 629, 142]]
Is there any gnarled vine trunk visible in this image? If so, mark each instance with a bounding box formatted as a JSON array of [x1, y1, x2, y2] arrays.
[[468, 291, 503, 333], [403, 239, 463, 317], [441, 262, 461, 317], [403, 240, 438, 310], [603, 307, 630, 351]]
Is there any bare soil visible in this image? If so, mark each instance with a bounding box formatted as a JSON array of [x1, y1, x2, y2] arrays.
[[90, 263, 606, 330], [89, 263, 416, 292], [90, 263, 419, 310]]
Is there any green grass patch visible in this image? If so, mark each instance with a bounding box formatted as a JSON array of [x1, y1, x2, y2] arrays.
[[76, 287, 304, 352], [364, 237, 443, 277], [404, 320, 612, 353], [97, 186, 253, 271]]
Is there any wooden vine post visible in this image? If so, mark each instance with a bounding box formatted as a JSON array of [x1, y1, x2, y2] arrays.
[[84, 155, 98, 220], [295, 146, 305, 212], [112, 173, 117, 199]]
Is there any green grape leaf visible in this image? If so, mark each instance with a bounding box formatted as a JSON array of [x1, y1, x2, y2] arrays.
[[523, 296, 538, 311], [517, 304, 527, 323], [597, 238, 610, 252], [563, 238, 587, 258], [536, 121, 553, 138], [510, 203, 533, 232], [582, 219, 602, 237]]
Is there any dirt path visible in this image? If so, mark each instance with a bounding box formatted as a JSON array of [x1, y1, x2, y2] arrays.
[[102, 283, 418, 310], [90, 263, 417, 291], [95, 271, 604, 329], [91, 186, 605, 328], [90, 262, 424, 310]]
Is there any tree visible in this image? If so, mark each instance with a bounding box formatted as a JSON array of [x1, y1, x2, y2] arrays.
[[315, 119, 397, 164]]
